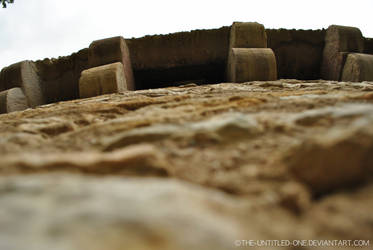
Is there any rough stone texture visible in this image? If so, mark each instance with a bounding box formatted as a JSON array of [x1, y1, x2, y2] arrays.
[[127, 27, 230, 71], [127, 27, 230, 89], [0, 87, 29, 114], [227, 48, 277, 82], [0, 60, 45, 107], [365, 38, 373, 55], [88, 36, 135, 91], [0, 144, 169, 176], [1, 26, 359, 98], [79, 62, 127, 99], [1, 80, 373, 249], [229, 22, 267, 49], [34, 48, 90, 103], [341, 53, 373, 82], [321, 25, 365, 81], [266, 29, 325, 80]]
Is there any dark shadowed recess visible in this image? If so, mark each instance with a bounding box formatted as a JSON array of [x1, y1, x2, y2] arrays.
[[133, 63, 226, 90]]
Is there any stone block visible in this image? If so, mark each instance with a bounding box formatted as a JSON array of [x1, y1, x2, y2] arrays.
[[88, 36, 135, 90], [79, 62, 127, 99], [341, 53, 373, 82], [229, 22, 267, 49], [321, 25, 364, 81], [227, 48, 277, 82], [0, 60, 45, 108], [0, 87, 29, 114]]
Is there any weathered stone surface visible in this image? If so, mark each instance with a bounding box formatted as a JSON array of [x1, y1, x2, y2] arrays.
[[79, 62, 127, 99], [227, 48, 277, 82], [306, 183, 373, 240], [365, 37, 373, 55], [321, 25, 364, 81], [127, 27, 230, 71], [0, 144, 169, 176], [127, 27, 230, 89], [34, 48, 90, 103], [1, 80, 373, 248], [341, 53, 373, 82], [89, 36, 135, 90], [0, 87, 29, 114], [266, 29, 325, 80], [0, 60, 45, 107], [284, 106, 373, 194], [229, 22, 267, 49], [128, 26, 325, 88], [0, 174, 246, 250]]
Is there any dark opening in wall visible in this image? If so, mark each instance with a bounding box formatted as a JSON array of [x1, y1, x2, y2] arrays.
[[133, 63, 226, 89], [126, 27, 230, 90]]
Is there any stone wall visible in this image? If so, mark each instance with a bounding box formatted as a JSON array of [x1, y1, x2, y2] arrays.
[[34, 48, 89, 103], [126, 27, 327, 88], [1, 24, 372, 108], [126, 27, 230, 89], [266, 29, 325, 80], [365, 38, 373, 55]]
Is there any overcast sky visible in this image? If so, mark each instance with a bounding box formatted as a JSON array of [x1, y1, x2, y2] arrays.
[[0, 0, 372, 70]]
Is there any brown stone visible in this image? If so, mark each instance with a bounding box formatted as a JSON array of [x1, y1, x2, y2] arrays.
[[229, 22, 267, 49], [79, 62, 127, 99], [321, 25, 364, 81], [88, 36, 135, 90], [266, 29, 325, 80], [0, 87, 29, 114], [127, 27, 230, 71], [341, 53, 373, 82], [0, 144, 169, 176], [285, 117, 373, 195], [227, 48, 277, 82], [1, 80, 373, 245], [0, 61, 45, 107], [34, 48, 90, 103]]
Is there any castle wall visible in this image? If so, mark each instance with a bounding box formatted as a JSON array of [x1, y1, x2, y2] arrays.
[[126, 27, 230, 89], [266, 29, 325, 80], [34, 48, 90, 103], [1, 24, 370, 109], [365, 38, 373, 55]]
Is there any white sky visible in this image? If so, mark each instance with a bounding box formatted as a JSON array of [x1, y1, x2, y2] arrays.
[[0, 0, 372, 70]]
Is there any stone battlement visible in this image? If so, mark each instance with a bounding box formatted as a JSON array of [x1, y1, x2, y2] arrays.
[[1, 22, 373, 114]]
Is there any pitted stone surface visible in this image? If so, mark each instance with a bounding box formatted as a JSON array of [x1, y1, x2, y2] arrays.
[[0, 80, 373, 249]]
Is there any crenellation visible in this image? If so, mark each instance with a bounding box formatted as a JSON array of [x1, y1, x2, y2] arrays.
[[0, 22, 372, 114]]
